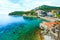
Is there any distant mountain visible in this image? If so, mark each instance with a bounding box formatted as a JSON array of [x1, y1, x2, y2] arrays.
[[34, 5, 60, 12]]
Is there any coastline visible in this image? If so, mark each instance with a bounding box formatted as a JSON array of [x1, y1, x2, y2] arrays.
[[19, 28, 44, 40]]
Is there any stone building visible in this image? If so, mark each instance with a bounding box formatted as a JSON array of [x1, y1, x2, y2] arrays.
[[35, 10, 47, 17]]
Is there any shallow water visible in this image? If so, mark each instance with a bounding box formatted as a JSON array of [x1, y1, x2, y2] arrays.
[[0, 15, 43, 40]]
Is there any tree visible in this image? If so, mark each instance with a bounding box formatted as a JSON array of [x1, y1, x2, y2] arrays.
[[9, 11, 25, 16]]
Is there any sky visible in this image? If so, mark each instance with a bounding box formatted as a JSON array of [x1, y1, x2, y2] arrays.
[[0, 0, 60, 14]]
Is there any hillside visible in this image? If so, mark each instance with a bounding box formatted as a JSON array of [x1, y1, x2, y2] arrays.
[[9, 11, 25, 16], [35, 5, 60, 12], [9, 5, 60, 15], [9, 10, 35, 16]]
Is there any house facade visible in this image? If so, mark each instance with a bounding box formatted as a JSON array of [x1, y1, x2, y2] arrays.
[[35, 10, 43, 16], [51, 10, 60, 18], [47, 12, 54, 17], [35, 10, 47, 17], [51, 10, 60, 13]]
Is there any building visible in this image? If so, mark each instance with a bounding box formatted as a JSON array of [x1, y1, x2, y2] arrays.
[[51, 10, 60, 13], [35, 10, 47, 17], [47, 12, 54, 17], [51, 10, 60, 17], [35, 10, 43, 16], [40, 21, 60, 40]]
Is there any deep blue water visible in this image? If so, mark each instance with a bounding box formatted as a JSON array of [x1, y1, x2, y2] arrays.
[[0, 15, 44, 40]]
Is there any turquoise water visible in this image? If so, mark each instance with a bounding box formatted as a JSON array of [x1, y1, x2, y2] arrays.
[[0, 15, 44, 40]]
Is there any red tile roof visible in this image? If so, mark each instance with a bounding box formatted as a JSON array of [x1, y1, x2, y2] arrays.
[[44, 22, 60, 28]]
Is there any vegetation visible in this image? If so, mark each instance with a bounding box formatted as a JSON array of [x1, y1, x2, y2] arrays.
[[9, 10, 36, 16], [35, 5, 60, 18], [9, 5, 60, 18], [9, 11, 25, 16], [35, 5, 60, 12], [25, 10, 36, 15], [56, 13, 60, 18]]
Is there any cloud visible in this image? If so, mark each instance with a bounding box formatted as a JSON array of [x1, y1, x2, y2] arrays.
[[0, 0, 21, 14], [17, 0, 52, 10], [0, 0, 60, 14], [9, 0, 20, 3], [51, 0, 60, 6]]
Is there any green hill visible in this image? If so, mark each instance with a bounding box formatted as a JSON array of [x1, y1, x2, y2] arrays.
[[35, 5, 60, 12], [9, 11, 25, 16], [9, 5, 60, 16], [9, 10, 35, 16]]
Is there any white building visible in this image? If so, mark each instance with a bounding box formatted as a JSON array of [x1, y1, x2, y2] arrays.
[[35, 10, 44, 17], [47, 12, 54, 17], [35, 10, 47, 17]]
